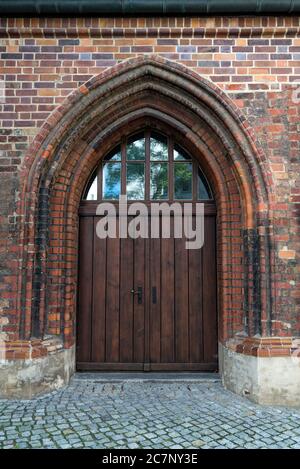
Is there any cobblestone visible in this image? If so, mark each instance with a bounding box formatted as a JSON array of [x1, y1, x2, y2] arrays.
[[0, 377, 299, 449]]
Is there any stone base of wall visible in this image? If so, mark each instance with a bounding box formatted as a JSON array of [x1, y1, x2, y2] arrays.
[[1, 337, 300, 404], [0, 340, 75, 399], [220, 341, 300, 407]]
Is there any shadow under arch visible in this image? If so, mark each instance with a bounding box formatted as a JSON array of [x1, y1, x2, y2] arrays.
[[16, 55, 274, 352]]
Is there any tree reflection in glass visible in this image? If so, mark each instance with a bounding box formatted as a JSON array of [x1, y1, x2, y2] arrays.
[[150, 133, 168, 161], [127, 135, 145, 161], [103, 162, 121, 199], [174, 162, 192, 199], [83, 131, 213, 203], [150, 163, 168, 199], [126, 163, 145, 199]]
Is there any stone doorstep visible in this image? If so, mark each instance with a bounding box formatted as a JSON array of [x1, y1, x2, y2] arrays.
[[72, 372, 221, 383]]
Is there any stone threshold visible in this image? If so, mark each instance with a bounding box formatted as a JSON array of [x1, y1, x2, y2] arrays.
[[73, 372, 220, 382]]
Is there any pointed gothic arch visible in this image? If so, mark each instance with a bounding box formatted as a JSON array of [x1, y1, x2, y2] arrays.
[[15, 55, 274, 371]]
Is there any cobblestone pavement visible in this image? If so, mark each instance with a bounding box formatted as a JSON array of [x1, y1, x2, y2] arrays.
[[0, 375, 300, 449]]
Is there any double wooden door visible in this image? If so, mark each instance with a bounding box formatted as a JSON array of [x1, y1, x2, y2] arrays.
[[77, 204, 217, 371]]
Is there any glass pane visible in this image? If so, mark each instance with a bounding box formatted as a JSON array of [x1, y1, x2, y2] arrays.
[[150, 163, 168, 200], [174, 162, 193, 199], [104, 145, 121, 161], [198, 167, 212, 200], [126, 163, 145, 199], [85, 175, 98, 200], [127, 135, 145, 161], [150, 132, 168, 161], [103, 162, 121, 199], [174, 144, 192, 161]]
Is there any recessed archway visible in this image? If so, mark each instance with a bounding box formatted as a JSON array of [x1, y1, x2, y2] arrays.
[[77, 126, 217, 370], [15, 55, 273, 386]]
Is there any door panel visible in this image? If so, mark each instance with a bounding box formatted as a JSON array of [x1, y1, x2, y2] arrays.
[[77, 212, 217, 371], [149, 236, 161, 364], [119, 236, 134, 363], [174, 235, 189, 363], [147, 214, 217, 370], [203, 215, 218, 364], [160, 234, 175, 363], [188, 240, 204, 363], [105, 234, 120, 362], [91, 218, 106, 363], [77, 216, 93, 364], [77, 216, 146, 370], [133, 236, 146, 363]]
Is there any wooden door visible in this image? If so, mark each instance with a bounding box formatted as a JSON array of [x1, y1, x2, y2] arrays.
[[77, 129, 218, 371], [148, 212, 217, 370], [76, 207, 217, 371], [77, 215, 147, 370]]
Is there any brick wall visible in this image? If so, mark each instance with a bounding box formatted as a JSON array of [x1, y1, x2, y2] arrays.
[[0, 16, 299, 358]]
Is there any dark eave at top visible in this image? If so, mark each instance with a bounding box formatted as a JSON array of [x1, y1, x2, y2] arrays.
[[1, 0, 300, 17]]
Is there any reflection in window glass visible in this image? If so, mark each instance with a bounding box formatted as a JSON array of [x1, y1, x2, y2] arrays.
[[126, 163, 145, 199], [127, 136, 145, 161], [85, 176, 98, 200], [150, 163, 168, 199], [103, 162, 121, 199], [82, 132, 214, 203], [174, 162, 193, 199], [173, 144, 192, 161], [104, 146, 121, 161], [198, 168, 212, 200], [150, 133, 168, 161]]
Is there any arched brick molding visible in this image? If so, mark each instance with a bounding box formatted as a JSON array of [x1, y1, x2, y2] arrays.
[[4, 55, 281, 398]]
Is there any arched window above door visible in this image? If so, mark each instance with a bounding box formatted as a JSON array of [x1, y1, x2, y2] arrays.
[[83, 131, 213, 201]]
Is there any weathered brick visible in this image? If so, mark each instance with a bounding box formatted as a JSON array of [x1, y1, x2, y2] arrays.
[[0, 15, 298, 371]]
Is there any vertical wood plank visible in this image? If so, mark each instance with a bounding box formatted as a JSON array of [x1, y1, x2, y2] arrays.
[[203, 215, 218, 363], [119, 235, 134, 362], [174, 227, 189, 363], [133, 235, 145, 363], [105, 230, 120, 362], [149, 235, 161, 363], [160, 234, 175, 362], [91, 217, 106, 362], [77, 216, 93, 363], [188, 215, 204, 362]]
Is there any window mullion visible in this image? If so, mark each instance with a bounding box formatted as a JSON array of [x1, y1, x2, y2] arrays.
[[169, 137, 174, 202], [97, 166, 102, 201], [192, 159, 197, 201], [83, 132, 214, 203], [145, 131, 150, 201], [121, 138, 126, 196]]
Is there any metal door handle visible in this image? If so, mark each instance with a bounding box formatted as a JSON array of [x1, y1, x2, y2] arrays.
[[131, 287, 143, 304]]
